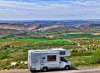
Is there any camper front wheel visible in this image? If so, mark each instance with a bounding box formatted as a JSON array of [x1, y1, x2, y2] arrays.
[[30, 70, 35, 72], [43, 67, 48, 72], [65, 66, 70, 70]]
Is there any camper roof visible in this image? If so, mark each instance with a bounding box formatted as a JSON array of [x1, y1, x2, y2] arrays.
[[29, 48, 65, 52], [29, 49, 58, 54], [52, 48, 65, 50], [28, 48, 71, 56]]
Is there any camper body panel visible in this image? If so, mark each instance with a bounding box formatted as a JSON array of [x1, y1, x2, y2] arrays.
[[30, 53, 60, 70], [40, 53, 59, 69]]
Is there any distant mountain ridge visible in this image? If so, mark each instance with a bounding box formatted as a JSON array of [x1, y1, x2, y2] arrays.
[[0, 20, 100, 26], [0, 22, 100, 36]]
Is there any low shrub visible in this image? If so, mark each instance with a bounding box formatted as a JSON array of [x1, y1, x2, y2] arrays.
[[71, 51, 92, 56], [4, 45, 10, 49], [0, 54, 7, 59]]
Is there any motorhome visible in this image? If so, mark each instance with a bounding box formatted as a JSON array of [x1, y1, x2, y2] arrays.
[[28, 48, 72, 72]]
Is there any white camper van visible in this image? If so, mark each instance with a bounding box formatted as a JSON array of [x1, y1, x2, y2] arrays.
[[28, 48, 72, 72]]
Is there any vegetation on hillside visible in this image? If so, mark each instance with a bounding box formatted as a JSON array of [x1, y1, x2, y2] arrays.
[[0, 26, 100, 70]]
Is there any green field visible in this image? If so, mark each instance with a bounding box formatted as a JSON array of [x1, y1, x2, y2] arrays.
[[67, 34, 100, 38]]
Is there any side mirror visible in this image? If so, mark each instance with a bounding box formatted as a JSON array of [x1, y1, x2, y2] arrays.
[[64, 60, 68, 63]]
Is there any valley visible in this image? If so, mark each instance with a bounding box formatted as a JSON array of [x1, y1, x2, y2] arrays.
[[0, 21, 100, 70]]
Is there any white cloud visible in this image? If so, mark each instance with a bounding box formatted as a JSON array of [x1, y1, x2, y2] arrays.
[[0, 0, 100, 20], [68, 1, 100, 6]]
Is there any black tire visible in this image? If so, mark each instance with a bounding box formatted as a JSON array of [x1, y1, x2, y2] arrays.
[[43, 67, 48, 72], [30, 70, 35, 73], [65, 66, 70, 70]]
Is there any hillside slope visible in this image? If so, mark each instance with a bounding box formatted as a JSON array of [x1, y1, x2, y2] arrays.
[[76, 24, 100, 29], [0, 24, 41, 31], [37, 25, 79, 31]]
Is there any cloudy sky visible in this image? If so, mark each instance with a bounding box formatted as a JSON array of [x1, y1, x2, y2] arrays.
[[0, 0, 100, 20]]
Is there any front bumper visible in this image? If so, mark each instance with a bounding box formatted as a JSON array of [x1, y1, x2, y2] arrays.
[[69, 64, 72, 69]]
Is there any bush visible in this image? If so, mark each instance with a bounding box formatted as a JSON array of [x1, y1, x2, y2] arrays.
[[71, 49, 78, 53], [4, 45, 10, 49], [12, 46, 14, 48], [0, 54, 7, 59], [71, 51, 92, 56], [2, 34, 15, 39], [91, 52, 100, 64]]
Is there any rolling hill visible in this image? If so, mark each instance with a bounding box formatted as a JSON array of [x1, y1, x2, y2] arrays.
[[37, 24, 100, 32], [0, 22, 100, 37], [76, 24, 100, 29]]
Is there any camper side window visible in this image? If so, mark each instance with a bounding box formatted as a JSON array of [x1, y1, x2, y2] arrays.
[[60, 51, 65, 55], [47, 55, 56, 61]]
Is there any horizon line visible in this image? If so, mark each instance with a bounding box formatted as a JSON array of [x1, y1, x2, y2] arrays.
[[0, 19, 100, 21]]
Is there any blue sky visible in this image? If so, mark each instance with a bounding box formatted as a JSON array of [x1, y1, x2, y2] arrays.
[[0, 0, 100, 20]]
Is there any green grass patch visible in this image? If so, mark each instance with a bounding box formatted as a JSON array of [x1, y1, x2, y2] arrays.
[[67, 34, 99, 38], [0, 39, 12, 42]]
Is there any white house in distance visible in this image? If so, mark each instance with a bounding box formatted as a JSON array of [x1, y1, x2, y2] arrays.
[[28, 48, 72, 72]]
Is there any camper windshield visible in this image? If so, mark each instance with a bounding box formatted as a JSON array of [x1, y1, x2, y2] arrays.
[[60, 57, 68, 62]]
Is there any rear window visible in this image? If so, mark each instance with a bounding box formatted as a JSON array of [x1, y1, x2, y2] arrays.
[[60, 51, 65, 55]]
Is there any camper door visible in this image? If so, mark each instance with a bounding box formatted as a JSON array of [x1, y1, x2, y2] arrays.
[[31, 54, 41, 70], [36, 55, 40, 70], [59, 57, 67, 68]]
